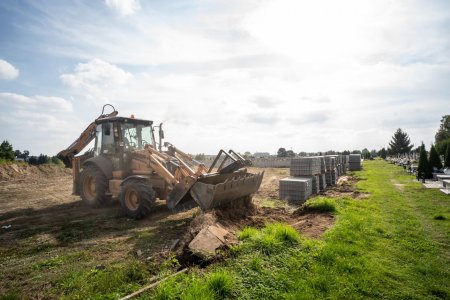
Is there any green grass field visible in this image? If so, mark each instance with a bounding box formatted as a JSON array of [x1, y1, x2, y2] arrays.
[[1, 160, 449, 299], [146, 160, 450, 299]]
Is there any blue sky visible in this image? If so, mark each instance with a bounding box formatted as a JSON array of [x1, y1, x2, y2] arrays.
[[0, 0, 449, 156]]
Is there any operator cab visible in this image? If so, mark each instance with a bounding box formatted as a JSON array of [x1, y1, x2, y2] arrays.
[[94, 117, 156, 157]]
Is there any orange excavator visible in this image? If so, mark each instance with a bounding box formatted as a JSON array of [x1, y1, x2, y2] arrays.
[[58, 104, 264, 219]]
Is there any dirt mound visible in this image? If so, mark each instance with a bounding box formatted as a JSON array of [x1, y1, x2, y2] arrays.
[[323, 175, 370, 199], [177, 197, 335, 263], [0, 163, 71, 181]]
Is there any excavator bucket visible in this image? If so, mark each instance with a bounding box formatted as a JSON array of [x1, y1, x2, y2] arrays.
[[167, 149, 264, 211], [190, 171, 264, 211]]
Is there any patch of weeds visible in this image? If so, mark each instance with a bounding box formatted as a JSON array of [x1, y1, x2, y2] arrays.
[[124, 261, 148, 284], [429, 286, 448, 299], [56, 260, 147, 298], [33, 256, 64, 270], [238, 223, 300, 255], [24, 243, 55, 255], [238, 227, 258, 241], [265, 223, 301, 244], [249, 255, 263, 271], [254, 234, 282, 254], [206, 270, 234, 299], [180, 278, 214, 300], [0, 290, 21, 300], [153, 280, 178, 300], [56, 221, 95, 244], [433, 214, 446, 220], [304, 198, 337, 213], [160, 255, 181, 272]]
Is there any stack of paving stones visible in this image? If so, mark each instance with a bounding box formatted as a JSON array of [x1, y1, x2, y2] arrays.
[[290, 157, 321, 177], [342, 155, 349, 173], [324, 156, 337, 186], [348, 154, 362, 171], [319, 156, 327, 191], [279, 157, 321, 202], [279, 177, 312, 203]]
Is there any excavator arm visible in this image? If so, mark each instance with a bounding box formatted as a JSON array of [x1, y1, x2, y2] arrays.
[[57, 105, 118, 168], [57, 122, 97, 168]]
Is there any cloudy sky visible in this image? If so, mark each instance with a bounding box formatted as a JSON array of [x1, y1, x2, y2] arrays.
[[0, 0, 449, 156]]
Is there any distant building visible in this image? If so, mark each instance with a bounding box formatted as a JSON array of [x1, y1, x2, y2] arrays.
[[253, 152, 270, 158]]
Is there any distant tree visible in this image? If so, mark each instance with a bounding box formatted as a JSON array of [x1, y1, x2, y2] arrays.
[[412, 145, 421, 154], [361, 148, 371, 159], [435, 138, 450, 156], [298, 151, 307, 157], [277, 147, 287, 157], [445, 143, 450, 168], [28, 156, 38, 165], [22, 150, 30, 161], [378, 148, 387, 159], [351, 150, 361, 154], [14, 150, 21, 158], [243, 151, 252, 158], [0, 140, 15, 161], [435, 115, 450, 144], [388, 128, 413, 155], [286, 150, 295, 157], [342, 150, 350, 155], [325, 150, 336, 155], [417, 143, 432, 179], [37, 154, 49, 165], [194, 153, 205, 161], [429, 145, 442, 170]]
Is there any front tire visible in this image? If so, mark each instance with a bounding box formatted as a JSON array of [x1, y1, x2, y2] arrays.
[[79, 165, 108, 207], [119, 179, 156, 219]]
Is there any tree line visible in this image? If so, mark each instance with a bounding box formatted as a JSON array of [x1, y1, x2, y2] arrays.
[[0, 140, 63, 166], [385, 115, 450, 179]]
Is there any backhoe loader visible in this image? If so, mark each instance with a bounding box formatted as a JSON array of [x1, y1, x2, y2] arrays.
[[58, 104, 264, 219]]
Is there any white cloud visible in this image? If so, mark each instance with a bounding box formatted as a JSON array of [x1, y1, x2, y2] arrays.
[[0, 59, 19, 80], [105, 0, 140, 16], [0, 92, 72, 112], [6, 0, 450, 154], [61, 58, 132, 88]]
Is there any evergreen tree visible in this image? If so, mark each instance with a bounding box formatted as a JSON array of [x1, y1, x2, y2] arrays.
[[417, 143, 432, 179], [388, 128, 414, 155], [428, 145, 442, 170], [435, 115, 450, 143], [378, 148, 387, 159], [445, 143, 450, 168], [0, 140, 15, 161]]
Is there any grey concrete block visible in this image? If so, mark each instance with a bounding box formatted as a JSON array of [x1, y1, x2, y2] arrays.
[[290, 157, 321, 176], [279, 177, 312, 203]]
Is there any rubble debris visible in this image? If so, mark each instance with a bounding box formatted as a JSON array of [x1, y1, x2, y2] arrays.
[[188, 223, 231, 259]]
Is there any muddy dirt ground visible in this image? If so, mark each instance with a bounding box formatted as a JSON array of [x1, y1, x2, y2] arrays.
[[0, 166, 341, 297]]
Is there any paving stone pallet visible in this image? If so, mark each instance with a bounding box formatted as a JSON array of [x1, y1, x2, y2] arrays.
[[290, 157, 322, 176], [279, 177, 312, 203]]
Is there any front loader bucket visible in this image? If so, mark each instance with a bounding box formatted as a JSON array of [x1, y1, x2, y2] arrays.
[[189, 171, 264, 211]]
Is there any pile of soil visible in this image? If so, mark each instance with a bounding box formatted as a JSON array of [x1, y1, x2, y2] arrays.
[[176, 197, 335, 263], [0, 163, 71, 181], [323, 175, 370, 199]]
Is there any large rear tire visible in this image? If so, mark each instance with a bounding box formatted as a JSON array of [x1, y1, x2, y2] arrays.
[[119, 179, 155, 219], [79, 165, 109, 207]]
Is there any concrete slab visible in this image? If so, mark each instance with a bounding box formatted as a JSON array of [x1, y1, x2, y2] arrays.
[[440, 188, 450, 195], [188, 224, 229, 259], [422, 180, 444, 189]]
